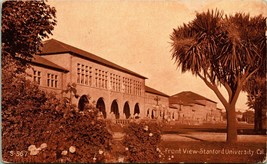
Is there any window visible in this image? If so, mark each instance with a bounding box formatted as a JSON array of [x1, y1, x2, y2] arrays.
[[81, 64, 85, 84], [51, 74, 54, 87], [47, 73, 58, 88], [89, 67, 92, 86], [109, 73, 121, 91], [77, 63, 92, 85], [85, 66, 89, 85], [47, 74, 50, 87], [33, 70, 41, 85], [77, 63, 81, 83], [95, 69, 98, 87], [105, 72, 108, 89], [99, 70, 101, 87], [55, 75, 58, 88]]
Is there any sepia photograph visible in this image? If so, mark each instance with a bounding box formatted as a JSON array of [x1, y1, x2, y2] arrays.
[[1, 0, 266, 163]]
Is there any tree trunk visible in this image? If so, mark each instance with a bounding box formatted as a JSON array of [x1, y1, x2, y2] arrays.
[[254, 107, 263, 133], [226, 105, 237, 143]]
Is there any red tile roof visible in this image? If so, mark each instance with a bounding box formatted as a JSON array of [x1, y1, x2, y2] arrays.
[[31, 55, 69, 72], [169, 91, 217, 106], [145, 86, 169, 97], [39, 39, 147, 79]]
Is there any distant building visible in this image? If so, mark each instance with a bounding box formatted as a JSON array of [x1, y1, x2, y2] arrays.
[[236, 111, 243, 121], [169, 91, 223, 124], [144, 86, 170, 119]]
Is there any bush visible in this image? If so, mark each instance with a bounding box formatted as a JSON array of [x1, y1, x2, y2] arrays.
[[2, 71, 113, 163], [122, 121, 162, 162], [3, 97, 113, 163]]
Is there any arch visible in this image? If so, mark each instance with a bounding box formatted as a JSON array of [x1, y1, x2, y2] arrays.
[[134, 103, 140, 114], [78, 95, 89, 111], [147, 108, 150, 117], [123, 102, 131, 119], [134, 103, 140, 119], [96, 97, 106, 118], [111, 100, 119, 119]]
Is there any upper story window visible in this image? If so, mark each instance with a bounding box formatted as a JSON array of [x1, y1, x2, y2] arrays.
[[123, 77, 133, 94], [81, 64, 85, 84], [77, 63, 81, 83], [109, 73, 120, 91], [33, 70, 41, 85], [132, 80, 141, 96], [47, 73, 58, 88], [77, 63, 91, 86]]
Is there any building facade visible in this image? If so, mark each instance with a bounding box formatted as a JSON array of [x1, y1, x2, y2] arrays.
[[28, 39, 147, 119], [28, 39, 222, 124], [169, 91, 223, 124], [144, 86, 171, 119]]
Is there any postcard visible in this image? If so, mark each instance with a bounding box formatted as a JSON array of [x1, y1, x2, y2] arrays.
[[2, 0, 266, 163]]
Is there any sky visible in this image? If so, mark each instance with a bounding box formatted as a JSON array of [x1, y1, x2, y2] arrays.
[[47, 0, 267, 111]]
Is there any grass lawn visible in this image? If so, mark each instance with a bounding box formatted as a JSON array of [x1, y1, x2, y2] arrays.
[[160, 141, 266, 163], [110, 122, 266, 162], [162, 122, 265, 135], [160, 122, 266, 162]]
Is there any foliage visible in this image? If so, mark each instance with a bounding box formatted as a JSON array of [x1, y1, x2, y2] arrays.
[[245, 77, 266, 110], [170, 9, 266, 142], [2, 72, 113, 163], [2, 0, 56, 72], [122, 121, 162, 162], [242, 110, 254, 124], [244, 76, 266, 131]]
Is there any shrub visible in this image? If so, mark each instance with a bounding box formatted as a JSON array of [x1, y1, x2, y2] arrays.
[[122, 121, 162, 162], [2, 72, 113, 163]]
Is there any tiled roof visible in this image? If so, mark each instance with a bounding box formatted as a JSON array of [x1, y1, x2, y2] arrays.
[[39, 39, 147, 79], [169, 91, 217, 106], [31, 55, 69, 72], [145, 86, 169, 97]]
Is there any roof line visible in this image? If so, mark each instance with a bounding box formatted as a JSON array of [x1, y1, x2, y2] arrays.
[[145, 85, 169, 97], [40, 39, 147, 79], [30, 55, 69, 72]]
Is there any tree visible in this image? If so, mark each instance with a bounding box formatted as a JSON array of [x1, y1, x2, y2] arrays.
[[170, 10, 266, 142], [244, 76, 266, 132], [242, 110, 254, 124], [2, 0, 56, 73]]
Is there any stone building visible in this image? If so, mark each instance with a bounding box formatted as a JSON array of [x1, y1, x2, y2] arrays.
[[28, 39, 147, 119], [28, 39, 223, 124], [144, 86, 170, 119], [169, 91, 223, 124]]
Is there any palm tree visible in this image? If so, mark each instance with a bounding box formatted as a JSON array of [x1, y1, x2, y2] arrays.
[[170, 10, 266, 143]]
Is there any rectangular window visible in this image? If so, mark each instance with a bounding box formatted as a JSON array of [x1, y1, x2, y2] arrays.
[[47, 73, 58, 88], [105, 71, 108, 89], [95, 69, 98, 87], [55, 75, 58, 88], [33, 70, 41, 85], [99, 70, 102, 87], [89, 67, 92, 86], [130, 79, 132, 94], [110, 73, 113, 90], [85, 66, 89, 85], [77, 63, 81, 83], [81, 65, 85, 84], [47, 73, 50, 87]]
